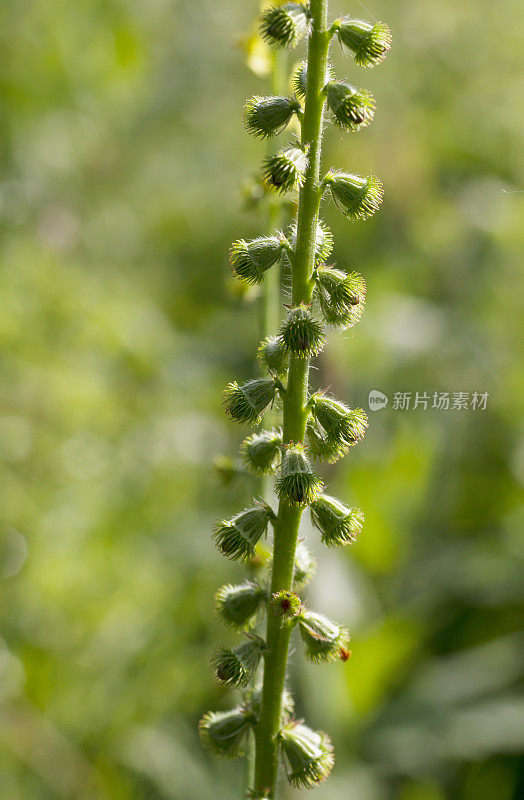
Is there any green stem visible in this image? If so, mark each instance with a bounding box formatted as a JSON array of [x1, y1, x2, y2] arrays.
[[253, 1, 330, 797]]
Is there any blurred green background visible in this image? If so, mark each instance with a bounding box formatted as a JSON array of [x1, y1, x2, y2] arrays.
[[1, 0, 523, 798]]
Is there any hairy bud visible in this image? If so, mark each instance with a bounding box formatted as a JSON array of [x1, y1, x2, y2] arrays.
[[335, 18, 392, 67], [230, 235, 288, 285], [199, 707, 255, 759], [223, 378, 277, 425], [276, 443, 323, 505], [211, 636, 265, 688], [310, 494, 364, 547], [279, 304, 325, 358], [262, 146, 308, 194], [323, 169, 383, 220], [309, 394, 368, 451], [258, 335, 288, 377], [215, 581, 266, 629], [244, 685, 294, 722], [292, 60, 335, 100], [288, 218, 333, 265], [271, 590, 301, 618], [243, 95, 301, 139], [325, 81, 375, 132], [260, 3, 311, 50], [213, 503, 275, 561], [241, 428, 282, 475], [278, 721, 334, 788], [315, 266, 366, 328], [298, 609, 351, 663], [306, 419, 345, 463], [293, 540, 317, 588]]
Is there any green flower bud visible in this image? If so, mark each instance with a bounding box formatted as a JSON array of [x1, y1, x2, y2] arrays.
[[293, 540, 317, 588], [276, 443, 323, 506], [335, 18, 392, 67], [310, 494, 364, 547], [279, 304, 325, 359], [306, 419, 342, 463], [223, 378, 277, 425], [260, 3, 311, 50], [230, 234, 288, 285], [243, 95, 300, 139], [271, 590, 301, 618], [292, 60, 335, 100], [323, 169, 383, 221], [257, 335, 288, 377], [278, 721, 334, 788], [244, 685, 294, 722], [298, 609, 351, 663], [215, 581, 266, 630], [211, 636, 265, 688], [325, 81, 375, 132], [262, 146, 308, 195], [315, 266, 366, 328], [241, 428, 283, 476], [199, 707, 255, 759], [288, 219, 333, 265], [309, 394, 368, 451], [213, 502, 275, 561]]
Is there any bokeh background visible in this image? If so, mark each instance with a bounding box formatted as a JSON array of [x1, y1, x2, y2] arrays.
[[1, 0, 523, 798]]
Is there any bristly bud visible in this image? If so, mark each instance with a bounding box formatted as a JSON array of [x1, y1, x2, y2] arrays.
[[323, 169, 383, 221], [213, 503, 275, 561], [310, 494, 364, 547], [288, 219, 333, 265], [293, 540, 317, 588], [260, 3, 311, 50], [298, 609, 351, 663], [279, 304, 325, 359], [199, 707, 255, 759], [292, 60, 335, 100], [306, 419, 345, 463], [315, 266, 366, 328], [271, 590, 301, 618], [241, 428, 282, 475], [215, 581, 266, 630], [243, 95, 301, 139], [309, 394, 368, 451], [278, 721, 334, 788], [211, 636, 265, 688], [223, 378, 277, 425], [258, 336, 288, 377], [325, 81, 375, 132], [334, 18, 392, 67], [262, 146, 308, 195], [276, 443, 323, 505], [244, 684, 294, 723], [230, 235, 288, 285]]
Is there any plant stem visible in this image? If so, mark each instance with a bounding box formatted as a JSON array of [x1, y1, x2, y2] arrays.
[[253, 1, 330, 796]]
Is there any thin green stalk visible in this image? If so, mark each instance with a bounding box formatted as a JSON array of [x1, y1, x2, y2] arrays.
[[253, 1, 330, 795]]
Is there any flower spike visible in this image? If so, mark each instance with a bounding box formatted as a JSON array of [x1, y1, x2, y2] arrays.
[[335, 18, 392, 67], [278, 721, 334, 788], [325, 81, 375, 132], [199, 707, 255, 759], [241, 428, 282, 475], [211, 636, 265, 688], [298, 609, 351, 662], [276, 443, 323, 505], [260, 3, 311, 50], [213, 503, 275, 561], [323, 169, 383, 221], [243, 95, 301, 139], [279, 304, 325, 359], [315, 266, 366, 328], [223, 378, 277, 425], [310, 494, 364, 547], [262, 146, 308, 194], [215, 581, 266, 630]]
